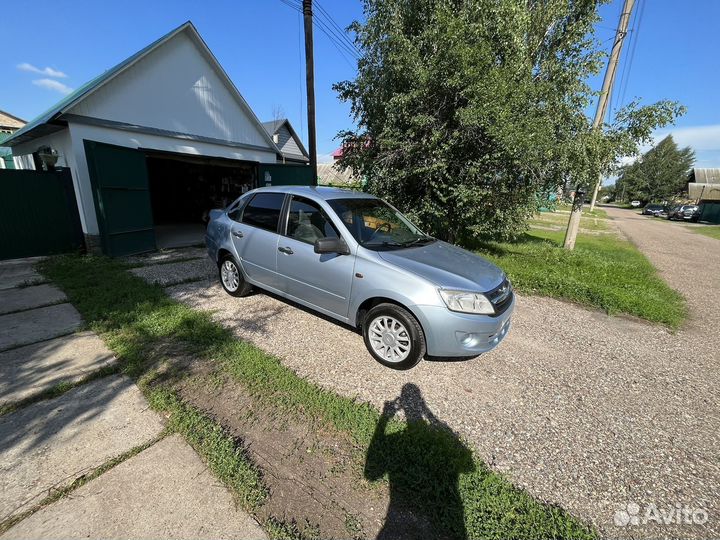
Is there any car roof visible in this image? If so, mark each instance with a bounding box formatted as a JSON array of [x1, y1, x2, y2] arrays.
[[250, 185, 377, 201]]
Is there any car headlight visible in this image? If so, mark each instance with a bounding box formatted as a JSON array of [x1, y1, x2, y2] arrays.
[[438, 289, 495, 315]]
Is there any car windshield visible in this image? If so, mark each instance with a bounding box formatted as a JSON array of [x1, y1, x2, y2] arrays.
[[327, 198, 434, 250]]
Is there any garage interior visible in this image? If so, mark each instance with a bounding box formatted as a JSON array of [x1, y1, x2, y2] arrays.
[[145, 152, 257, 248]]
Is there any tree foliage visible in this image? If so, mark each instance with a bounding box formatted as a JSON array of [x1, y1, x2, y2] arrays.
[[614, 135, 695, 203], [334, 0, 685, 242]]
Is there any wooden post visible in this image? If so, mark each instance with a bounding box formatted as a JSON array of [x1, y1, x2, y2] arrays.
[[303, 0, 318, 185]]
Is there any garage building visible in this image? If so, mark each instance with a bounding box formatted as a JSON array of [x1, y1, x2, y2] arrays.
[[2, 22, 312, 256]]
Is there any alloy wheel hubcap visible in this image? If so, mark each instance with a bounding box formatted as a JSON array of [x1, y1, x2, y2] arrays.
[[221, 260, 240, 291], [369, 315, 411, 363]]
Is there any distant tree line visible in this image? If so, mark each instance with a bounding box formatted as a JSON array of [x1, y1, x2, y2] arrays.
[[613, 135, 695, 203]]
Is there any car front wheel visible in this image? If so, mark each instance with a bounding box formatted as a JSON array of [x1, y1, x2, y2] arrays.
[[219, 255, 252, 297], [362, 303, 426, 370]]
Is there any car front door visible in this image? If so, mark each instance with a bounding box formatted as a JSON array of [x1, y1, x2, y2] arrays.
[[276, 195, 355, 318], [230, 192, 285, 292]]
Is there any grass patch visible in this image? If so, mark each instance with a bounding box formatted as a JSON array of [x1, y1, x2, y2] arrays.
[[687, 225, 720, 240], [40, 255, 596, 539], [554, 203, 609, 219], [144, 384, 267, 510], [476, 229, 686, 328], [531, 213, 610, 232]]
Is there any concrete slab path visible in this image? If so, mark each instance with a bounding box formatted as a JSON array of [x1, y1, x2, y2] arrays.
[[0, 332, 116, 407], [0, 284, 67, 315], [2, 434, 268, 540], [0, 258, 46, 291], [0, 303, 82, 352], [0, 375, 165, 521]]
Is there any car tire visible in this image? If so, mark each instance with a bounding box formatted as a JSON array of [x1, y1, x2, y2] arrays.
[[218, 255, 252, 297], [362, 303, 426, 370]]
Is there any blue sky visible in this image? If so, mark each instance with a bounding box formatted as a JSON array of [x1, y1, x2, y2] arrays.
[[2, 0, 718, 167]]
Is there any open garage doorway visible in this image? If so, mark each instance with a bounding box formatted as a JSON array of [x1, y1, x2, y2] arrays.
[[145, 151, 257, 249]]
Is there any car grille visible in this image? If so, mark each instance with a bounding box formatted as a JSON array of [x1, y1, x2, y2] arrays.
[[486, 278, 513, 316]]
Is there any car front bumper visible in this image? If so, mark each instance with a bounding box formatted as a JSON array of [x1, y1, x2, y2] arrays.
[[412, 297, 515, 357]]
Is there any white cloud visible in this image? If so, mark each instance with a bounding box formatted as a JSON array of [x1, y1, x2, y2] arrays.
[[32, 78, 73, 95], [653, 124, 720, 152], [317, 153, 335, 164], [614, 124, 720, 171], [17, 62, 67, 78]]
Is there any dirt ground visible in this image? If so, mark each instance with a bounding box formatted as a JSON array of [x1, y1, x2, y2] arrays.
[[136, 208, 719, 539]]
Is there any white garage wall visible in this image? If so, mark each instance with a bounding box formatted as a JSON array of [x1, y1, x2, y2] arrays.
[[68, 121, 277, 236], [69, 31, 272, 150]]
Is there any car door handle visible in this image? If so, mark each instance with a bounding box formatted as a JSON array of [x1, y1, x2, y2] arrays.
[[232, 230, 244, 238], [278, 246, 294, 255]]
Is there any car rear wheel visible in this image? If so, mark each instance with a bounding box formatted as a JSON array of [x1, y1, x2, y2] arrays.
[[362, 303, 426, 370], [219, 255, 252, 297]]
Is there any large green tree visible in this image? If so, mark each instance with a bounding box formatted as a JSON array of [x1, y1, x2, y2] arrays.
[[335, 0, 684, 242], [615, 135, 695, 202]]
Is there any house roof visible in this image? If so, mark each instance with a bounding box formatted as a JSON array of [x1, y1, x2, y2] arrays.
[[1, 21, 281, 155], [689, 168, 720, 184], [0, 110, 26, 129], [261, 118, 309, 161]]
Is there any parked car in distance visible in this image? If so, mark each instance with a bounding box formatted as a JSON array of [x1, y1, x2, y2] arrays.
[[642, 203, 666, 217], [206, 186, 514, 369], [667, 204, 699, 222], [630, 200, 642, 207]]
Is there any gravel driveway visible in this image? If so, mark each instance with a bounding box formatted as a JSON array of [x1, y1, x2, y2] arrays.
[[140, 213, 719, 539]]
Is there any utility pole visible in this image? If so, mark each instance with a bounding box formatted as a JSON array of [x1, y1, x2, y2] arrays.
[[303, 0, 318, 185], [564, 0, 635, 249]]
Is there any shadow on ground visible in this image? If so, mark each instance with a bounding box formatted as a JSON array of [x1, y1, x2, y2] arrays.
[[366, 383, 473, 539]]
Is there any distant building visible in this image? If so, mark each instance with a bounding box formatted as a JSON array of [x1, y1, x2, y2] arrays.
[[261, 119, 309, 164], [687, 168, 720, 223], [0, 110, 26, 168]]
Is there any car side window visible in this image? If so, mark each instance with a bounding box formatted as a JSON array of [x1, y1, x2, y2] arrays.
[[286, 196, 339, 244], [227, 199, 245, 222], [241, 193, 285, 232]]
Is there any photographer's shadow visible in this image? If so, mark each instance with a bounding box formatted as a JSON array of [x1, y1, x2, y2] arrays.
[[365, 383, 474, 540]]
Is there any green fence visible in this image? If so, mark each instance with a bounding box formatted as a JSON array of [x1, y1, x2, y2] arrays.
[[0, 168, 84, 260], [258, 163, 315, 187], [699, 201, 720, 224]]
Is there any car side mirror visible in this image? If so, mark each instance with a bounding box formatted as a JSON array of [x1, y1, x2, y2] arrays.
[[314, 237, 350, 255]]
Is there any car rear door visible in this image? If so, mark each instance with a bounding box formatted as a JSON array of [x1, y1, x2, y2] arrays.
[[230, 192, 285, 292], [275, 195, 355, 318]]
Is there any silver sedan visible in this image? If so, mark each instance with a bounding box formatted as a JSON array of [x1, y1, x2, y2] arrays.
[[206, 186, 514, 369]]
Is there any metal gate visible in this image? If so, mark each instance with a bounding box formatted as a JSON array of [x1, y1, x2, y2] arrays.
[[0, 168, 83, 260], [258, 163, 315, 187], [84, 140, 156, 256]]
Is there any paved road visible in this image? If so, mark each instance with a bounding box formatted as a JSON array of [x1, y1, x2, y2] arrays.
[[143, 218, 719, 540]]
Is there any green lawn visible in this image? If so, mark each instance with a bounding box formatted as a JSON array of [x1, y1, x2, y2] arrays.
[[531, 212, 610, 232], [476, 229, 687, 328], [687, 225, 720, 240], [38, 255, 596, 540]]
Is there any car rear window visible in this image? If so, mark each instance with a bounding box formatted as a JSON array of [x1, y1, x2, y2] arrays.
[[242, 193, 285, 232]]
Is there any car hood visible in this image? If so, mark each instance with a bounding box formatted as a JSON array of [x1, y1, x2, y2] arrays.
[[377, 240, 505, 292]]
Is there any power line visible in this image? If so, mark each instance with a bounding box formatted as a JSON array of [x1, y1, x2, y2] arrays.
[[616, 0, 645, 111], [278, 0, 358, 66], [314, 1, 359, 55]]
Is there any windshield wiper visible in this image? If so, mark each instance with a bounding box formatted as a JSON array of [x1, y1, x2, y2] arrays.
[[400, 236, 436, 247], [363, 240, 405, 247]]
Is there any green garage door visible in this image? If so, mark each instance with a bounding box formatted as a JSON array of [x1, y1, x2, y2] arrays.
[[84, 140, 156, 256]]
